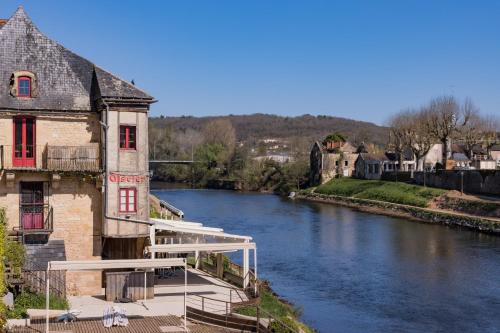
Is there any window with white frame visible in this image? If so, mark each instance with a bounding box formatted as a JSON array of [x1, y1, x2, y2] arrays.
[[119, 187, 137, 213]]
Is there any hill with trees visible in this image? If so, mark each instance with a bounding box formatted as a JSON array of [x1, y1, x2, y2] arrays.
[[148, 113, 388, 192], [149, 113, 389, 147]]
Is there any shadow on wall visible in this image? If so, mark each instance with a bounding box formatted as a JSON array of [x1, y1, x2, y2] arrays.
[[414, 170, 500, 196]]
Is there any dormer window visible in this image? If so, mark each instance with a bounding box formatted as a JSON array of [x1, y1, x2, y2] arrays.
[[10, 71, 37, 98], [17, 76, 31, 97]]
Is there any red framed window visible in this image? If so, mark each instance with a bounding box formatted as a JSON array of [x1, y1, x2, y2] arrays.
[[120, 125, 136, 150], [13, 116, 36, 168], [119, 187, 137, 213], [17, 77, 31, 97]]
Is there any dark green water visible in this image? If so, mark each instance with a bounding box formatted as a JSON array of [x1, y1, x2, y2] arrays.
[[153, 189, 500, 333]]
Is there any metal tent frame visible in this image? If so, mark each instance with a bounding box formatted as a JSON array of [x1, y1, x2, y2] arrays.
[[149, 219, 258, 290]]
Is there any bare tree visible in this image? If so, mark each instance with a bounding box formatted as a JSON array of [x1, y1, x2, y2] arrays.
[[408, 108, 435, 171], [388, 110, 413, 170], [483, 114, 500, 157], [425, 96, 469, 168], [388, 108, 435, 171], [459, 99, 483, 159], [203, 118, 237, 153]]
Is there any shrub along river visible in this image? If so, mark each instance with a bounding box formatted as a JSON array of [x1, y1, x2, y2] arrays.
[[153, 188, 500, 333]]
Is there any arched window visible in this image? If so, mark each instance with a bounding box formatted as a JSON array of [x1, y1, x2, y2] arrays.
[[17, 76, 31, 97]]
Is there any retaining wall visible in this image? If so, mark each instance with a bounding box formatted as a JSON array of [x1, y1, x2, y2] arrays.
[[414, 170, 500, 196]]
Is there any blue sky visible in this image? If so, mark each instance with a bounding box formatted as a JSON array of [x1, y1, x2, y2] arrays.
[[2, 1, 500, 124]]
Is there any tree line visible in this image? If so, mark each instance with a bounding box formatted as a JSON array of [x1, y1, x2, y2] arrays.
[[388, 96, 500, 170], [149, 118, 310, 193]]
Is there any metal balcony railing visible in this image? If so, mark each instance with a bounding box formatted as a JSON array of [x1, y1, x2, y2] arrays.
[[18, 204, 53, 234], [0, 144, 101, 172]]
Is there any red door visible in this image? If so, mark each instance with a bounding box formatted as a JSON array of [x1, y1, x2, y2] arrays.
[[20, 182, 44, 230], [13, 117, 35, 168]]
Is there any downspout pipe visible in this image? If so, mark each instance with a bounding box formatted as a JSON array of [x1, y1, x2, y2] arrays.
[[100, 99, 153, 227]]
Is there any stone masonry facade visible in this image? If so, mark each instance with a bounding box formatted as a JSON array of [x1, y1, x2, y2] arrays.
[[0, 7, 155, 296]]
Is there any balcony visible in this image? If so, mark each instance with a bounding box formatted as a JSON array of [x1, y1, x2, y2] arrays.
[[19, 204, 53, 234], [0, 144, 101, 172]]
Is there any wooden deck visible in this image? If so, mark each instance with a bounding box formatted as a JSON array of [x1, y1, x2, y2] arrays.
[[8, 316, 233, 333]]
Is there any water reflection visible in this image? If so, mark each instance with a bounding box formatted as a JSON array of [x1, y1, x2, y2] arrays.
[[154, 189, 500, 333]]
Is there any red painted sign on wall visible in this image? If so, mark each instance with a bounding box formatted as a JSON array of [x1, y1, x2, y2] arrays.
[[109, 173, 146, 183]]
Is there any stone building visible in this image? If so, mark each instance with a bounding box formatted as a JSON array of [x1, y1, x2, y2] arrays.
[[354, 153, 393, 180], [490, 145, 500, 168], [309, 140, 358, 186], [0, 7, 155, 295]]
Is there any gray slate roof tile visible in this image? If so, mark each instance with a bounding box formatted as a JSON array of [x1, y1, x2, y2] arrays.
[[0, 7, 153, 112]]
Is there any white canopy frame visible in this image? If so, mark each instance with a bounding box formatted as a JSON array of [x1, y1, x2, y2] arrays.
[[149, 242, 257, 294], [150, 219, 258, 291], [45, 258, 187, 333]]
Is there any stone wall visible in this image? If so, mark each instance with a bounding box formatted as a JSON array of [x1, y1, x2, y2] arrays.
[[299, 192, 500, 234], [0, 112, 100, 147], [0, 173, 102, 295], [414, 170, 500, 196]]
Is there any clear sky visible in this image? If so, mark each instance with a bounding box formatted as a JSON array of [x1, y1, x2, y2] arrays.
[[2, 1, 500, 124]]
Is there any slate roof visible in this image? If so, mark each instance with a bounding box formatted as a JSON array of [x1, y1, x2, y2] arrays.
[[358, 153, 389, 162], [0, 7, 154, 112], [491, 144, 500, 151], [451, 153, 470, 162], [385, 147, 414, 162]]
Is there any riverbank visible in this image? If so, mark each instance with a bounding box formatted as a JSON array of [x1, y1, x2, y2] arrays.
[[154, 188, 500, 332], [298, 190, 500, 234]]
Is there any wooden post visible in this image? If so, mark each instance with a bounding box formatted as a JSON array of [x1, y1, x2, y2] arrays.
[[216, 253, 224, 279], [256, 306, 260, 333], [225, 301, 228, 327]]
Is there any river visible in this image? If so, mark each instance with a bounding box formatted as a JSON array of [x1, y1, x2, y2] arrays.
[[153, 188, 500, 333]]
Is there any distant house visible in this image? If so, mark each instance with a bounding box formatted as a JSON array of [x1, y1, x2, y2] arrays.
[[354, 153, 393, 180], [490, 145, 500, 168], [421, 143, 444, 170], [253, 154, 293, 164], [384, 148, 416, 172], [309, 140, 359, 185], [448, 152, 471, 169]]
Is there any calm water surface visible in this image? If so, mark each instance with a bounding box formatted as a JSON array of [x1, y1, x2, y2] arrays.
[[153, 189, 500, 333]]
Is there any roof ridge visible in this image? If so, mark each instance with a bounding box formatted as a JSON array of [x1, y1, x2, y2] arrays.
[[94, 65, 153, 100], [0, 6, 154, 110]]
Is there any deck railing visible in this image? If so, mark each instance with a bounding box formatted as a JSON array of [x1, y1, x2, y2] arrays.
[[0, 144, 101, 172], [187, 293, 299, 333], [47, 144, 101, 172]]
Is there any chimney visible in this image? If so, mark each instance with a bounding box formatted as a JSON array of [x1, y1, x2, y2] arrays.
[[0, 19, 7, 28]]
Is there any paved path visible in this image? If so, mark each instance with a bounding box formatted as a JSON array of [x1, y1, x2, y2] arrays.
[[67, 269, 247, 318], [8, 315, 232, 333]]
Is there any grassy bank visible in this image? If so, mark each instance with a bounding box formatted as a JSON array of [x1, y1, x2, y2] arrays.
[[314, 178, 445, 207], [7, 292, 69, 319], [234, 284, 314, 333]]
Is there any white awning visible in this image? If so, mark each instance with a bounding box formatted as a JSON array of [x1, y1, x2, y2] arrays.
[[48, 258, 186, 271], [149, 242, 256, 254], [151, 218, 252, 241]]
